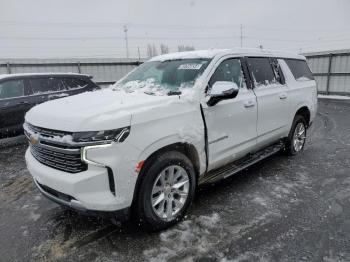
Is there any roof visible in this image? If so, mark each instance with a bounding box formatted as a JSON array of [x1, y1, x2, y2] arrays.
[[0, 72, 90, 81], [150, 48, 305, 61]]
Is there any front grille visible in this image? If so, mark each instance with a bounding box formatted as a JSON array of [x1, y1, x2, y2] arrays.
[[25, 123, 87, 173], [30, 143, 87, 173]]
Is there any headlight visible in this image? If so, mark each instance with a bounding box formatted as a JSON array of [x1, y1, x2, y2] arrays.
[[72, 127, 130, 143]]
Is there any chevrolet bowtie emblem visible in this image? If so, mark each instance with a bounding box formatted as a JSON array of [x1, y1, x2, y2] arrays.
[[30, 135, 39, 145]]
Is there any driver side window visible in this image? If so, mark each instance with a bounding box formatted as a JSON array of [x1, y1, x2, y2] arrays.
[[209, 58, 247, 90]]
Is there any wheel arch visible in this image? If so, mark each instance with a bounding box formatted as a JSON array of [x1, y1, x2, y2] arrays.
[[295, 106, 311, 127], [131, 142, 201, 209]]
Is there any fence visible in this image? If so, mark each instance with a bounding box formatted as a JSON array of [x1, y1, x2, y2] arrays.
[[1, 53, 350, 95], [0, 58, 144, 87], [305, 51, 350, 95]]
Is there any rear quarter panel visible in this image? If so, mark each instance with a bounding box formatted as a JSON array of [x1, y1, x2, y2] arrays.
[[279, 59, 317, 131]]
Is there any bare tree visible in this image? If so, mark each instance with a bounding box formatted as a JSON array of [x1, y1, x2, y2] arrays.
[[147, 44, 152, 57], [178, 45, 195, 52], [160, 43, 169, 54], [147, 44, 159, 57], [152, 44, 158, 56]]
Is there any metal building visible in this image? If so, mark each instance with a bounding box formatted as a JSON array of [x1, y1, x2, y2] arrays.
[[304, 49, 350, 95]]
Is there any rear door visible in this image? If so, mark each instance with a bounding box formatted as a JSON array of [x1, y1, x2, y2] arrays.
[[203, 57, 258, 170], [27, 77, 67, 105], [0, 78, 32, 137], [247, 57, 290, 147], [61, 77, 95, 96]]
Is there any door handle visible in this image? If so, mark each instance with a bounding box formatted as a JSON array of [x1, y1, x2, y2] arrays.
[[279, 94, 287, 100], [244, 101, 255, 108]]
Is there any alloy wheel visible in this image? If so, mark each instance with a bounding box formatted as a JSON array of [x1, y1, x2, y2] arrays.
[[151, 165, 190, 221], [293, 122, 306, 152]]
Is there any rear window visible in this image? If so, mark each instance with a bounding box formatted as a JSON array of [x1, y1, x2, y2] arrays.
[[0, 80, 25, 99], [62, 78, 89, 90], [29, 77, 66, 95], [247, 57, 277, 86], [284, 59, 314, 81]]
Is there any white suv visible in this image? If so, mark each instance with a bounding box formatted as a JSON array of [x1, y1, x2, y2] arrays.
[[24, 49, 317, 230]]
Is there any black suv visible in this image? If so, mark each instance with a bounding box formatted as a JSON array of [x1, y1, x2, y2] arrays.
[[0, 73, 99, 138]]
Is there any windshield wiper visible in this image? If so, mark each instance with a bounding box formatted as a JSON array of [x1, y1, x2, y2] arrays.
[[167, 91, 182, 96]]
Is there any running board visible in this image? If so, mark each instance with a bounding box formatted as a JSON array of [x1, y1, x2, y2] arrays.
[[199, 142, 284, 185]]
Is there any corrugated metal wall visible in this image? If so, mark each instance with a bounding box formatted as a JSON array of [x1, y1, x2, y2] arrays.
[[1, 54, 349, 95], [305, 51, 350, 95], [0, 58, 144, 87]]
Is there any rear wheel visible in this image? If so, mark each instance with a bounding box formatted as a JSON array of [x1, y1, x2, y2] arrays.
[[135, 151, 196, 231], [285, 115, 307, 155]]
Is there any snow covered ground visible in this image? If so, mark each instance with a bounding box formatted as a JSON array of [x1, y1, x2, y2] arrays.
[[1, 99, 350, 261], [0, 135, 26, 148]]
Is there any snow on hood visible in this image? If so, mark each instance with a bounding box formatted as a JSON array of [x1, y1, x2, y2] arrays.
[[25, 88, 183, 132]]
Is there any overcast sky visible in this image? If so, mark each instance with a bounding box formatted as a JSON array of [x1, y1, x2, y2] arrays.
[[1, 0, 350, 58]]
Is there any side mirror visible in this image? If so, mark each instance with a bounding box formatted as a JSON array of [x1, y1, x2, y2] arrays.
[[207, 81, 239, 106]]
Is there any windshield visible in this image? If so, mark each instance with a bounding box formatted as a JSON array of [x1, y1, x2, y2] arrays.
[[115, 58, 211, 95]]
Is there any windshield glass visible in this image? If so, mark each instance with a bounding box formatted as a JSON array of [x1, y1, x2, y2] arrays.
[[115, 58, 211, 95]]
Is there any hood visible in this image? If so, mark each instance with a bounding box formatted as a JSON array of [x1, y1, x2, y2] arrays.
[[25, 89, 178, 132]]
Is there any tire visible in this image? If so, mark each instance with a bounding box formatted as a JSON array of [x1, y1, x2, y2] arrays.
[[135, 151, 196, 231], [285, 115, 307, 155]]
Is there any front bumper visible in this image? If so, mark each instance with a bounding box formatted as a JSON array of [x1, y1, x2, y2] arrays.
[[25, 139, 141, 213], [33, 178, 130, 220]]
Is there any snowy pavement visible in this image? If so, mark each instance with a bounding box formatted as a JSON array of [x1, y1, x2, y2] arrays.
[[318, 94, 350, 100], [1, 99, 350, 261]]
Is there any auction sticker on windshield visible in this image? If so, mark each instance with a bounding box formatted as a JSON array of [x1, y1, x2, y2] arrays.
[[178, 64, 203, 70]]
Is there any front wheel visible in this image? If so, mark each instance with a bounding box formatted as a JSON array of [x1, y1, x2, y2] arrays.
[[285, 115, 307, 155], [135, 151, 196, 231]]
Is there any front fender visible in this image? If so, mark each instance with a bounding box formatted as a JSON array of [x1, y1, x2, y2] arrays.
[[136, 133, 206, 174]]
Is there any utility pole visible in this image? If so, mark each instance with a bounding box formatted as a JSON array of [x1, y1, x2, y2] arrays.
[[240, 24, 243, 48], [123, 25, 129, 58]]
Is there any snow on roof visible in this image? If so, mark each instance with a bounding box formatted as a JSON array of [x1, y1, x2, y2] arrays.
[[150, 48, 305, 61], [0, 72, 89, 80]]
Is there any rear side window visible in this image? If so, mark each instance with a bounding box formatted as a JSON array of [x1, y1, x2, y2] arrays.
[[63, 78, 89, 90], [247, 57, 277, 86], [284, 59, 314, 81], [0, 80, 25, 99], [209, 58, 247, 89], [29, 77, 65, 95]]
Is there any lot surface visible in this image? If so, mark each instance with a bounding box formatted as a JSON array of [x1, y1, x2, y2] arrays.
[[1, 99, 350, 262]]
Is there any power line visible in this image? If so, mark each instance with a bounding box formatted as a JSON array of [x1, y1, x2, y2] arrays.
[[0, 35, 241, 40], [2, 35, 350, 44], [2, 20, 350, 34]]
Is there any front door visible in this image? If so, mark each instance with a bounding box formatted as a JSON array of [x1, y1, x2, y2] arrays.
[[203, 57, 258, 171]]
